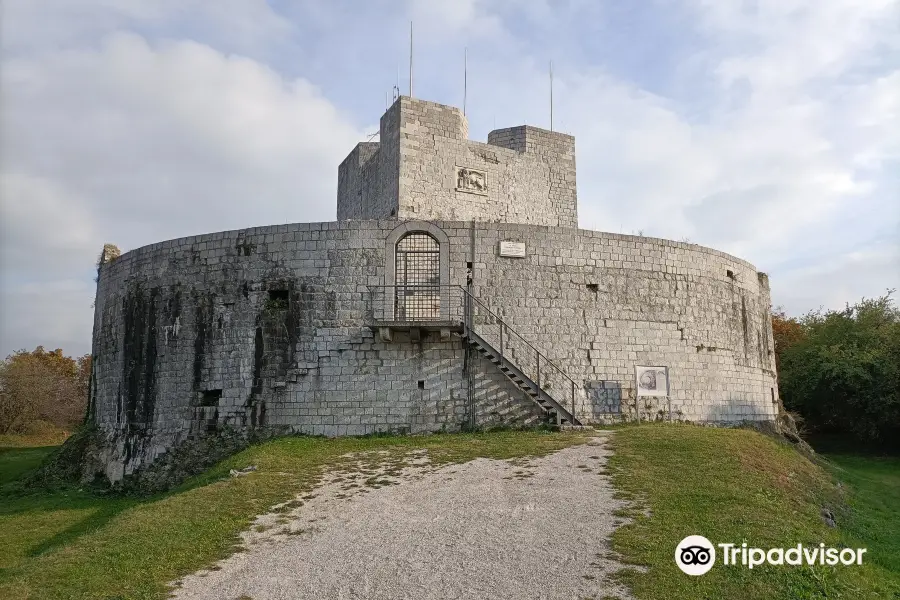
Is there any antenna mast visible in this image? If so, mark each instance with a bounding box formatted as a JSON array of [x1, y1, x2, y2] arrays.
[[463, 47, 467, 116], [409, 21, 413, 97]]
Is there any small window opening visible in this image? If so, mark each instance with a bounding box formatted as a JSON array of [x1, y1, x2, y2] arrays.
[[200, 389, 222, 406], [267, 289, 289, 309], [466, 261, 473, 269], [417, 380, 425, 389], [726, 269, 735, 280], [771, 388, 776, 404], [586, 283, 599, 292]]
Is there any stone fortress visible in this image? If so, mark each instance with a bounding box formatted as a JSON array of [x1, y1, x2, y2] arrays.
[[90, 96, 779, 481]]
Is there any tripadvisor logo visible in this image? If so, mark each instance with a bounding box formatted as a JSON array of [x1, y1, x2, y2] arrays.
[[676, 536, 868, 575], [675, 535, 716, 575]]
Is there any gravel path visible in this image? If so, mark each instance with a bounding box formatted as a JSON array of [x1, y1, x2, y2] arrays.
[[171, 433, 634, 600]]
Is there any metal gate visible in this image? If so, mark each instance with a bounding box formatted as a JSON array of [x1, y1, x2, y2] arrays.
[[395, 233, 440, 320]]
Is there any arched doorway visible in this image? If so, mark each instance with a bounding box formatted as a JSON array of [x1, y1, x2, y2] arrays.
[[395, 232, 440, 320]]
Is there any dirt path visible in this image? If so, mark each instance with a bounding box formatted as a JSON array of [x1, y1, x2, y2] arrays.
[[171, 433, 634, 600]]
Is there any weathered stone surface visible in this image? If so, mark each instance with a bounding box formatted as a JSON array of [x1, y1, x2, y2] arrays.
[[89, 96, 779, 481], [337, 97, 577, 228]]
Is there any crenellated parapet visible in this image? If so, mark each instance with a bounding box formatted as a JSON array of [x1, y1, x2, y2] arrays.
[[337, 96, 577, 227]]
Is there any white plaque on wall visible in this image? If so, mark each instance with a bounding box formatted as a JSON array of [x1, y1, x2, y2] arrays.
[[635, 366, 669, 397], [499, 241, 526, 258]]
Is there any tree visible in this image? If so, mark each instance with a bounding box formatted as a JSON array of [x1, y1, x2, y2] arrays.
[[0, 347, 91, 434], [771, 307, 805, 375], [777, 292, 900, 448]]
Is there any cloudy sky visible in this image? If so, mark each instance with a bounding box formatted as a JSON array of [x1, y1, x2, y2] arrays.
[[1, 0, 898, 358]]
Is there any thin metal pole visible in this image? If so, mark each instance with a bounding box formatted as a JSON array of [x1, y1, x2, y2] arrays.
[[549, 61, 553, 132], [666, 369, 672, 422], [536, 353, 541, 389], [499, 322, 503, 358], [571, 380, 575, 424], [463, 47, 467, 116], [409, 21, 413, 97]]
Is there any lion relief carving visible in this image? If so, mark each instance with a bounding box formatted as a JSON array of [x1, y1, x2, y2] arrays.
[[455, 167, 487, 194]]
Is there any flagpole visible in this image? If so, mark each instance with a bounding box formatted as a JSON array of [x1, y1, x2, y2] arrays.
[[463, 47, 467, 116], [409, 21, 413, 97]]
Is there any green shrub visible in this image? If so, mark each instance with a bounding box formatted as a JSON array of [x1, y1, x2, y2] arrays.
[[778, 292, 900, 450]]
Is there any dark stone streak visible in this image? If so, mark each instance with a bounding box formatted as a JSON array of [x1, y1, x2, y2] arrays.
[[141, 288, 158, 426], [193, 296, 209, 392], [122, 285, 145, 430], [741, 296, 749, 362], [252, 327, 264, 396], [120, 284, 162, 463]]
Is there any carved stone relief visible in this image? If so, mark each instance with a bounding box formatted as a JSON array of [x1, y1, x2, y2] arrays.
[[455, 166, 487, 195]]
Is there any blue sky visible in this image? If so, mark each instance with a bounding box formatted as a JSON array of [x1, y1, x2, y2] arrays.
[[1, 0, 898, 357]]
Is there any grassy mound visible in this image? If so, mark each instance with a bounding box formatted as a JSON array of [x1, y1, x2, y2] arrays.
[[1, 424, 896, 599], [0, 425, 72, 487], [0, 430, 590, 600], [607, 424, 900, 599]]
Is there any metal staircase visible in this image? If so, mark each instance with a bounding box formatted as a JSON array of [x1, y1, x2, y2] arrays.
[[460, 289, 582, 426], [367, 284, 583, 426], [463, 328, 581, 426]]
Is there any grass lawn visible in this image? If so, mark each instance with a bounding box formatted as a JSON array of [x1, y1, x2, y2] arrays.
[[0, 429, 591, 600], [2, 425, 897, 600], [823, 454, 900, 578], [606, 424, 900, 600], [0, 430, 71, 487]]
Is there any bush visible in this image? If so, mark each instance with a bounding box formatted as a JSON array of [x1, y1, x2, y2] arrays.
[[777, 292, 900, 449], [0, 347, 91, 434], [23, 424, 105, 491]]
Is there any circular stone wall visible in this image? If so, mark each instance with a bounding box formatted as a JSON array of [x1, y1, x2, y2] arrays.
[[90, 220, 777, 480]]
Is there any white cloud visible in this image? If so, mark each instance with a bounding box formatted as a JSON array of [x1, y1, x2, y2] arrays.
[[0, 280, 96, 357], [0, 174, 98, 275], [1, 31, 365, 252], [0, 28, 366, 356], [0, 0, 897, 357], [407, 0, 509, 43], [1, 0, 295, 55], [771, 240, 900, 314], [693, 0, 899, 88]]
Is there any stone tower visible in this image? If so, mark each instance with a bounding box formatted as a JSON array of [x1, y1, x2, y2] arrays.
[[337, 96, 578, 227]]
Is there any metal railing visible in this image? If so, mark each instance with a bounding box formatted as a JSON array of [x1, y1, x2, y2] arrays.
[[366, 285, 581, 423], [460, 288, 580, 423], [367, 285, 465, 324]]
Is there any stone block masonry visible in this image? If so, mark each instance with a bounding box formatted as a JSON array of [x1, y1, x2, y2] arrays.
[[89, 95, 778, 482], [338, 97, 577, 228]]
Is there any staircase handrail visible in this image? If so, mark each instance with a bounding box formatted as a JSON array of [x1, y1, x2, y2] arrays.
[[459, 286, 580, 418]]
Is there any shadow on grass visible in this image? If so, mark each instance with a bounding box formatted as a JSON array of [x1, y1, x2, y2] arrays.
[[0, 443, 141, 561], [0, 477, 139, 559], [0, 447, 58, 486], [25, 499, 137, 558], [821, 452, 900, 576], [806, 432, 900, 457]]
